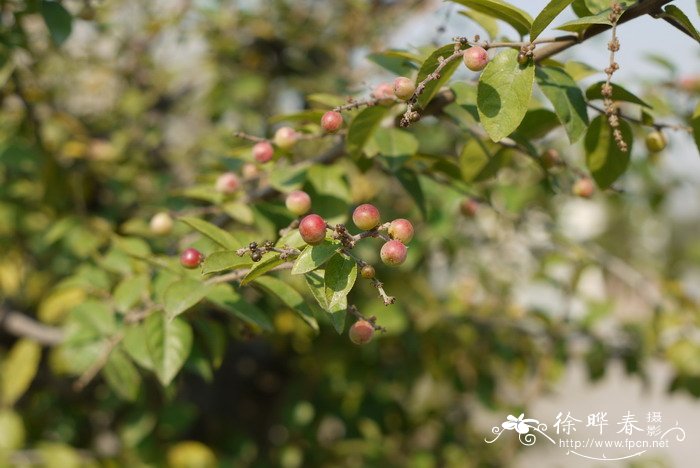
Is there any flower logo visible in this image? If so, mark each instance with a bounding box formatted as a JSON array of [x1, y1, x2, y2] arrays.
[[502, 414, 540, 434]]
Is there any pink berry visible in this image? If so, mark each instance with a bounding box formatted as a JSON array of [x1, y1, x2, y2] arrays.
[[573, 178, 594, 198], [393, 77, 415, 101], [460, 198, 479, 217], [285, 190, 312, 216], [252, 141, 274, 163], [380, 239, 407, 266], [463, 46, 489, 72], [180, 248, 203, 269], [372, 82, 395, 105], [215, 172, 239, 194], [299, 214, 327, 245], [352, 204, 380, 231], [388, 218, 414, 244], [321, 111, 343, 133], [349, 320, 374, 345], [273, 127, 298, 150]]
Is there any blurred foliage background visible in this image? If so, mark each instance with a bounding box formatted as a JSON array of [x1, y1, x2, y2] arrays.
[[1, 0, 700, 466]]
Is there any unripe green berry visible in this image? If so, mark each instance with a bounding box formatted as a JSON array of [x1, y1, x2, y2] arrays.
[[352, 204, 380, 231], [541, 149, 561, 169], [299, 214, 327, 245], [273, 127, 298, 150], [180, 248, 204, 269], [150, 212, 174, 236], [392, 77, 415, 101], [360, 264, 375, 279], [388, 218, 414, 244], [460, 198, 479, 217], [252, 141, 274, 163], [349, 320, 374, 345], [215, 172, 240, 194], [517, 52, 529, 65], [645, 131, 667, 153], [372, 82, 395, 105], [463, 46, 489, 72], [321, 111, 343, 133], [572, 177, 594, 198], [285, 190, 312, 216], [380, 239, 407, 266]]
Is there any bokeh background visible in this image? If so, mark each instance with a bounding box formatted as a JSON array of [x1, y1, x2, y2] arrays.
[[1, 0, 700, 466]]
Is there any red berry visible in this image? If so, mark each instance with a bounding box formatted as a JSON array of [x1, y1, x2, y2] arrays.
[[180, 248, 203, 269], [380, 240, 407, 266], [572, 178, 594, 198], [299, 214, 327, 245], [285, 190, 312, 216], [352, 204, 380, 231], [252, 141, 274, 163], [388, 218, 414, 244], [349, 320, 374, 345], [273, 127, 298, 150], [393, 77, 415, 101], [463, 46, 489, 71], [460, 198, 479, 217], [372, 82, 395, 105], [321, 111, 343, 133], [215, 172, 239, 194]]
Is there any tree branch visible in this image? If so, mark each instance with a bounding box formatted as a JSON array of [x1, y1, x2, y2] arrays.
[[533, 0, 673, 62], [0, 306, 64, 346]]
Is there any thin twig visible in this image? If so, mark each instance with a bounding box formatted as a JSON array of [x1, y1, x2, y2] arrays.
[[73, 332, 124, 391]]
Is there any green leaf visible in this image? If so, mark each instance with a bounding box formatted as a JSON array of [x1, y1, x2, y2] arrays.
[[584, 115, 633, 188], [178, 217, 241, 250], [374, 128, 419, 158], [1, 339, 41, 406], [366, 50, 420, 75], [163, 279, 213, 320], [202, 251, 252, 275], [556, 10, 611, 33], [531, 0, 575, 40], [241, 252, 286, 285], [449, 0, 533, 36], [585, 81, 652, 109], [113, 275, 150, 313], [477, 49, 535, 141], [347, 106, 388, 158], [304, 271, 347, 333], [291, 241, 340, 275], [458, 10, 499, 39], [691, 103, 700, 157], [123, 323, 155, 371], [514, 108, 560, 139], [323, 254, 358, 310], [67, 300, 116, 341], [206, 284, 273, 331], [535, 66, 589, 143], [103, 348, 141, 401], [415, 44, 463, 108], [253, 276, 319, 331], [143, 313, 193, 386], [373, 128, 419, 171], [40, 1, 72, 46], [460, 139, 493, 181], [660, 5, 700, 43], [395, 168, 428, 219]]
